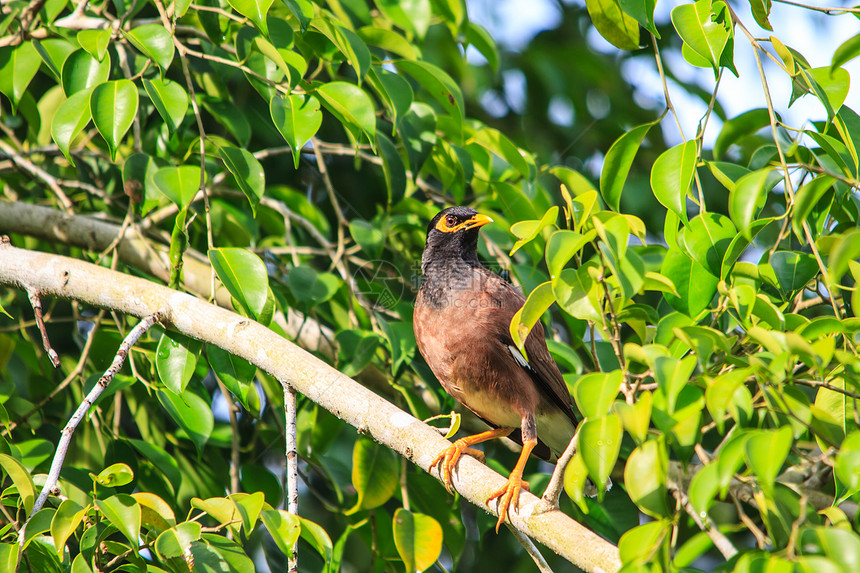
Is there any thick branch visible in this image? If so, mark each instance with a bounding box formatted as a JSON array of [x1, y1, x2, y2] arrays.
[[0, 244, 622, 573], [0, 200, 334, 357]]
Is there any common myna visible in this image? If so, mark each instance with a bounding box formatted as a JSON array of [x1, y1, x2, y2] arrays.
[[414, 206, 578, 532]]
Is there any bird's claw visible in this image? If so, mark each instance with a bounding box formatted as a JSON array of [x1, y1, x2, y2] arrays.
[[431, 440, 486, 493], [486, 475, 530, 533]]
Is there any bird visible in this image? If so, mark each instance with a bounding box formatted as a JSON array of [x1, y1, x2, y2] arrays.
[[413, 206, 578, 533]]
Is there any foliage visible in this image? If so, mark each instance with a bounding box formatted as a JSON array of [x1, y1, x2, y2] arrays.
[[0, 0, 859, 571]]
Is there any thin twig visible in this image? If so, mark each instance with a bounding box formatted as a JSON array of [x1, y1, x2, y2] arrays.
[[216, 378, 241, 494], [27, 290, 60, 367], [0, 140, 75, 213], [538, 426, 581, 511], [21, 313, 161, 545], [505, 523, 555, 573], [4, 310, 106, 435], [284, 385, 299, 573], [670, 482, 738, 560]]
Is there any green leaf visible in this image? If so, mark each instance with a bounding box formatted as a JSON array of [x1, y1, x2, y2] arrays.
[[749, 0, 772, 31], [96, 462, 134, 487], [288, 266, 341, 307], [510, 281, 555, 357], [579, 414, 623, 496], [358, 27, 420, 60], [835, 431, 860, 494], [33, 38, 77, 82], [396, 60, 464, 139], [563, 451, 590, 511], [127, 439, 182, 492], [770, 251, 819, 294], [22, 508, 55, 549], [311, 18, 370, 82], [299, 516, 333, 564], [315, 82, 377, 148], [624, 439, 671, 518], [671, 0, 733, 77], [226, 0, 274, 35], [270, 94, 322, 169], [374, 0, 431, 39], [125, 24, 174, 72], [650, 140, 697, 222], [71, 554, 92, 573], [95, 494, 141, 551], [0, 42, 42, 114], [392, 509, 443, 573], [347, 438, 399, 513], [613, 392, 652, 445], [829, 228, 860, 282], [728, 168, 779, 239], [466, 22, 499, 71], [218, 145, 265, 216], [0, 453, 35, 515], [367, 66, 414, 126], [600, 122, 654, 211], [713, 108, 772, 160], [662, 248, 718, 316], [77, 29, 111, 61], [90, 80, 139, 162], [61, 49, 110, 96], [471, 127, 530, 180], [348, 220, 385, 259], [653, 355, 697, 415], [154, 521, 201, 560], [545, 229, 594, 279], [201, 94, 251, 146], [687, 461, 720, 516], [143, 78, 188, 132], [574, 371, 623, 419], [151, 165, 201, 208], [509, 207, 558, 255], [156, 330, 201, 395], [208, 248, 269, 320], [157, 388, 214, 452], [51, 88, 93, 165], [792, 174, 835, 237], [618, 0, 659, 37], [207, 344, 256, 410], [744, 426, 792, 493], [680, 212, 736, 277], [554, 266, 603, 324], [798, 528, 860, 573], [831, 33, 860, 73], [261, 510, 301, 557], [50, 499, 86, 556], [585, 0, 640, 51], [230, 491, 265, 533], [808, 67, 851, 115]]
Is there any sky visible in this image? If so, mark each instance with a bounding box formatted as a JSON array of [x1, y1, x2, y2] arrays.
[[467, 0, 860, 149]]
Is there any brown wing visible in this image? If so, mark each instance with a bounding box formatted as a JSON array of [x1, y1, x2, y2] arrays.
[[480, 269, 578, 425]]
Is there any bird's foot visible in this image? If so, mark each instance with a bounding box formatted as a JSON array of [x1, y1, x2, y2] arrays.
[[486, 473, 530, 533], [431, 440, 486, 493]]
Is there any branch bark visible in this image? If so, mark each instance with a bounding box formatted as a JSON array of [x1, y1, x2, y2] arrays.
[[0, 200, 334, 357], [0, 243, 622, 573]]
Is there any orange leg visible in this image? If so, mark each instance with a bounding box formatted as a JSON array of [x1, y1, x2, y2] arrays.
[[431, 427, 513, 493], [487, 438, 537, 533]]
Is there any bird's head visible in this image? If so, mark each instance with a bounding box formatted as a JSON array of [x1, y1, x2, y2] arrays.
[[422, 206, 493, 270]]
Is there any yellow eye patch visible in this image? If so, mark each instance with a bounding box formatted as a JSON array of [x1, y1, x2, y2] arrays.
[[435, 213, 493, 233]]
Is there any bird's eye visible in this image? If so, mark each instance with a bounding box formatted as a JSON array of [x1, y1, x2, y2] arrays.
[[445, 215, 457, 227]]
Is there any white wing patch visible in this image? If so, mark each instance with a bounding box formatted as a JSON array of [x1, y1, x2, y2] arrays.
[[508, 345, 530, 369]]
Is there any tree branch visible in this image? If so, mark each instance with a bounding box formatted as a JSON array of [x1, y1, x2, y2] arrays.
[[0, 200, 334, 357], [0, 243, 622, 573]]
